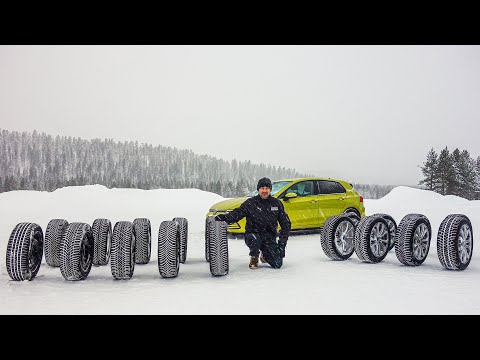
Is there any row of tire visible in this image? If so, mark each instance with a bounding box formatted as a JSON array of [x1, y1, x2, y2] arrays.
[[5, 217, 189, 281], [323, 212, 473, 270]]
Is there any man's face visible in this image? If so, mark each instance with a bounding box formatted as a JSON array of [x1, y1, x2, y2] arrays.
[[258, 186, 271, 199]]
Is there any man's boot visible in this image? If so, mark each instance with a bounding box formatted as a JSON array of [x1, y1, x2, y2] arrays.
[[249, 256, 259, 269]]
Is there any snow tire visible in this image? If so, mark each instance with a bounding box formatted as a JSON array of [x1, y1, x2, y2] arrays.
[[6, 222, 44, 281], [394, 213, 431, 266], [134, 218, 151, 264], [437, 214, 473, 270], [92, 218, 112, 266], [110, 221, 136, 280], [158, 220, 180, 278], [173, 217, 188, 263], [44, 219, 68, 267], [321, 214, 356, 260], [354, 215, 390, 263], [60, 222, 94, 281], [208, 218, 229, 276]]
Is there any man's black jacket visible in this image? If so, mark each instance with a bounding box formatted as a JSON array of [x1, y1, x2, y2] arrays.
[[223, 195, 291, 243]]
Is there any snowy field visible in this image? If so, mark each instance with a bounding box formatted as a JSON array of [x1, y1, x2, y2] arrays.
[[1, 185, 480, 314]]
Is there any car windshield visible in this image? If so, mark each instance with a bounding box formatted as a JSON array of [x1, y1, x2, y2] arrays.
[[248, 181, 292, 197]]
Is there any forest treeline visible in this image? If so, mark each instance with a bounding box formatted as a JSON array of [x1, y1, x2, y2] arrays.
[[1, 129, 407, 199]]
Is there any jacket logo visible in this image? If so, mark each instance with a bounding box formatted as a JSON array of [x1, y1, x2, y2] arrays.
[[271, 207, 278, 211]]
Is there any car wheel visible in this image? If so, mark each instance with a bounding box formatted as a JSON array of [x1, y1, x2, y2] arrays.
[[372, 213, 397, 251], [394, 213, 431, 266], [92, 218, 112, 266], [321, 214, 356, 260], [44, 219, 69, 267], [437, 214, 473, 270], [110, 221, 136, 280], [343, 209, 360, 225], [60, 223, 94, 281], [173, 217, 188, 263], [354, 215, 390, 263], [133, 218, 151, 264], [6, 222, 44, 281], [208, 218, 229, 276], [158, 220, 180, 278]]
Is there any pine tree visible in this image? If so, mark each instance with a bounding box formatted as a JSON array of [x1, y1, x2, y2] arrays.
[[418, 148, 439, 191], [436, 147, 455, 195], [456, 150, 477, 200]]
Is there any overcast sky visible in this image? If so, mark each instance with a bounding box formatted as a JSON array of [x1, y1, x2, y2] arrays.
[[1, 45, 479, 185]]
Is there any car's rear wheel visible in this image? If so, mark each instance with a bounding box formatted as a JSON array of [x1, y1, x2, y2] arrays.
[[343, 209, 361, 226], [437, 214, 473, 270], [354, 215, 390, 263], [321, 214, 356, 260]]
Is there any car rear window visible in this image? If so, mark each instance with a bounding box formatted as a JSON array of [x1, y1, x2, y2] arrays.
[[317, 181, 346, 194]]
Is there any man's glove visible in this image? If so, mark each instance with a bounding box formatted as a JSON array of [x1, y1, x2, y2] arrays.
[[278, 239, 287, 258], [215, 214, 227, 222]]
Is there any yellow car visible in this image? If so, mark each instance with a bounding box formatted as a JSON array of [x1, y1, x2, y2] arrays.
[[206, 177, 365, 235]]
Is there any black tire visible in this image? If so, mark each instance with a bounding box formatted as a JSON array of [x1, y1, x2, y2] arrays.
[[344, 212, 361, 227], [205, 217, 212, 262], [354, 215, 390, 263], [133, 218, 151, 264], [92, 218, 112, 266], [110, 221, 136, 280], [437, 214, 473, 271], [44, 219, 69, 267], [60, 223, 94, 281], [372, 213, 397, 251], [6, 222, 44, 281], [208, 218, 229, 276], [173, 217, 188, 263], [394, 214, 431, 266], [321, 214, 356, 260], [158, 220, 180, 278]]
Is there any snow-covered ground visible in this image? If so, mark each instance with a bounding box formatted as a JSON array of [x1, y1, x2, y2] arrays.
[[1, 185, 479, 314]]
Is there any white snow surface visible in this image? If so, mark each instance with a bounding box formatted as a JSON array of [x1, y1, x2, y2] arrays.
[[1, 185, 479, 314]]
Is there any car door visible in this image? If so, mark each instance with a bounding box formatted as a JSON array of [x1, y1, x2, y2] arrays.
[[316, 180, 348, 225], [279, 180, 319, 229]]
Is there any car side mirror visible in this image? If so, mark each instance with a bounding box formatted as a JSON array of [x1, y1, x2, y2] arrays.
[[284, 192, 297, 200]]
